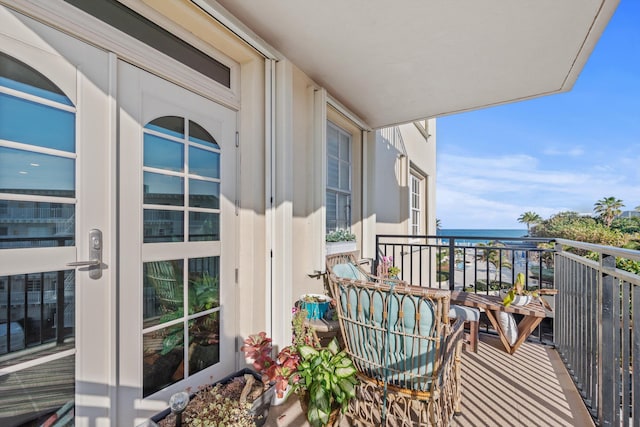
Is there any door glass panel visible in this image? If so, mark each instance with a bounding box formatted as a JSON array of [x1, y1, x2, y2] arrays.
[[143, 260, 183, 328], [144, 116, 184, 139], [143, 323, 183, 397], [189, 120, 219, 149], [189, 212, 219, 242], [188, 257, 219, 314], [189, 179, 219, 209], [188, 146, 219, 179], [188, 312, 219, 376], [143, 134, 184, 172], [143, 172, 183, 206], [0, 200, 74, 249], [143, 209, 183, 243], [0, 147, 75, 197], [0, 93, 75, 152]]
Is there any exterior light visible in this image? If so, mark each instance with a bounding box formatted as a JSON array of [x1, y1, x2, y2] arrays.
[[169, 391, 190, 427]]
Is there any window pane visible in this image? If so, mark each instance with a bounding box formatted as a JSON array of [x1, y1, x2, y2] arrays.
[[0, 200, 74, 249], [144, 116, 184, 139], [0, 147, 75, 198], [327, 125, 338, 158], [0, 93, 75, 152], [143, 323, 184, 397], [188, 257, 219, 315], [0, 52, 72, 106], [339, 134, 350, 160], [189, 312, 219, 375], [189, 121, 219, 149], [337, 194, 350, 230], [143, 133, 184, 172], [326, 190, 336, 232], [143, 172, 184, 206], [143, 209, 184, 243], [143, 260, 184, 328], [189, 212, 219, 241], [189, 146, 219, 179], [0, 270, 74, 355], [0, 353, 74, 425], [189, 179, 219, 209], [327, 158, 339, 188], [339, 162, 350, 191]]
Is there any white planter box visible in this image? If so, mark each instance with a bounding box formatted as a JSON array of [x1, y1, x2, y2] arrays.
[[325, 240, 357, 255]]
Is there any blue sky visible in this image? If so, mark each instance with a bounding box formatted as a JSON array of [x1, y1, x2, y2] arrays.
[[436, 0, 640, 229]]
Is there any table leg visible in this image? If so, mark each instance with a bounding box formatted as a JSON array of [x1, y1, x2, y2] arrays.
[[510, 315, 544, 354], [484, 309, 513, 353]]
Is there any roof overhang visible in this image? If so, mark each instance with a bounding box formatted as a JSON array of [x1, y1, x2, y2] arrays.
[[207, 0, 619, 129]]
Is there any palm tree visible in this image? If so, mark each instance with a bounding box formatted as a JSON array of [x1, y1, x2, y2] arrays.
[[436, 218, 442, 231], [593, 197, 624, 227], [517, 211, 542, 235]]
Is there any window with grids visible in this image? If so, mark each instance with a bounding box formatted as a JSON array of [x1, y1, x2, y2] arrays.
[[326, 121, 351, 233], [410, 173, 422, 235]]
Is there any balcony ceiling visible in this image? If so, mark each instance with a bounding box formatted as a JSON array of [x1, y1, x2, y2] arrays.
[[213, 0, 619, 129]]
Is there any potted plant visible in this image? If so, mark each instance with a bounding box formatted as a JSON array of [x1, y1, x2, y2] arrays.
[[293, 337, 358, 427], [241, 332, 301, 404], [325, 229, 356, 255], [501, 272, 539, 307], [299, 294, 332, 320]]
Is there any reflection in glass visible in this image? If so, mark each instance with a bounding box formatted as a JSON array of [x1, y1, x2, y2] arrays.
[[189, 146, 219, 179], [189, 120, 219, 149], [0, 147, 75, 198], [0, 200, 75, 249], [143, 209, 184, 243], [327, 125, 338, 158], [189, 179, 219, 209], [143, 133, 184, 172], [188, 312, 219, 376], [145, 116, 184, 139], [0, 353, 74, 425], [143, 172, 184, 206], [143, 323, 184, 397], [0, 51, 72, 105], [0, 270, 74, 355], [0, 93, 75, 152], [188, 256, 219, 315], [189, 212, 219, 241], [143, 260, 184, 328]]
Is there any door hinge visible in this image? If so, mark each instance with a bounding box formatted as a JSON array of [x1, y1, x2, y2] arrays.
[[235, 199, 239, 215], [235, 268, 239, 284], [235, 131, 239, 147]]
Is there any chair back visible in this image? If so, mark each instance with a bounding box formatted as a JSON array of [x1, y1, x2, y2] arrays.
[[326, 252, 453, 395]]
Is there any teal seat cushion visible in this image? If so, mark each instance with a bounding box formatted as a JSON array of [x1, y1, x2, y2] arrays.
[[338, 283, 437, 392], [332, 262, 369, 281], [449, 305, 480, 322]]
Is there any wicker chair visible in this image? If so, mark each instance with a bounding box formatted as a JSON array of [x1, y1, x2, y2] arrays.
[[326, 252, 464, 426]]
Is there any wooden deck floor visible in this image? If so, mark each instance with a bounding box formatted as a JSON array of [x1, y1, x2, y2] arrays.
[[267, 334, 594, 427]]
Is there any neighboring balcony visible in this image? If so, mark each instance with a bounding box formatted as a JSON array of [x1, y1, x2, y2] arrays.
[[371, 234, 639, 427]]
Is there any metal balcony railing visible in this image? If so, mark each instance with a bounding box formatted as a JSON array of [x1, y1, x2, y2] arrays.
[[375, 234, 640, 427]]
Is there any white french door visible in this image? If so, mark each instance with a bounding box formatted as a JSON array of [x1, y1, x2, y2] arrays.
[[0, 6, 238, 426], [117, 61, 238, 424], [0, 6, 114, 427]]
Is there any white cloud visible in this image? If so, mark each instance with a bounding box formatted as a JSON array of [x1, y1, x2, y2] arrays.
[[542, 146, 584, 157]]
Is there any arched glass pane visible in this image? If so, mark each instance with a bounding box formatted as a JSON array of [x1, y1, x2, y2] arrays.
[[0, 52, 72, 106], [0, 93, 75, 152], [189, 121, 218, 149], [144, 116, 184, 139]]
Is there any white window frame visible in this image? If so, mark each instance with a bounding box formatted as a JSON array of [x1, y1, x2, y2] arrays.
[[326, 121, 352, 233], [410, 172, 423, 236]]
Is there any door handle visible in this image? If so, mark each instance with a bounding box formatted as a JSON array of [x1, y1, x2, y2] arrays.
[[67, 229, 103, 279]]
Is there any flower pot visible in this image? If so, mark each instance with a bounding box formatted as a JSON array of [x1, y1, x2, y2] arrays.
[[325, 240, 356, 255], [299, 391, 340, 427], [300, 294, 331, 320]]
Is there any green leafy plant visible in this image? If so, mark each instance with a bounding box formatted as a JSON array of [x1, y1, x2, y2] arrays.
[[502, 272, 538, 307], [325, 229, 356, 242], [293, 338, 358, 427]]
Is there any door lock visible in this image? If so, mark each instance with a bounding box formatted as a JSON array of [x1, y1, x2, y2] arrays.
[[67, 229, 103, 279]]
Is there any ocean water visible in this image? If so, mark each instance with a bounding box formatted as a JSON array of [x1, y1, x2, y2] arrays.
[[437, 229, 528, 245]]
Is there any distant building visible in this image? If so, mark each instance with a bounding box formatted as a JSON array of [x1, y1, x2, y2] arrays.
[[617, 210, 640, 219]]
